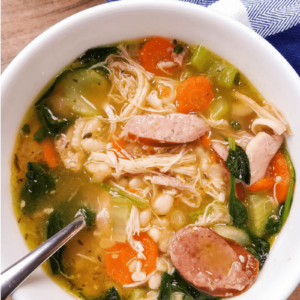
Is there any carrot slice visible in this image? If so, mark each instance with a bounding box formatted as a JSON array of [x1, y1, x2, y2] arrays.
[[248, 177, 274, 193], [106, 233, 158, 285], [235, 182, 246, 202], [176, 76, 213, 114], [126, 188, 137, 193], [270, 151, 290, 203], [201, 133, 211, 150], [140, 37, 175, 76], [43, 140, 59, 168], [111, 138, 129, 159]]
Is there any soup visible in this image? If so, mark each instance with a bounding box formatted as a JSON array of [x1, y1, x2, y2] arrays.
[[11, 37, 295, 299]]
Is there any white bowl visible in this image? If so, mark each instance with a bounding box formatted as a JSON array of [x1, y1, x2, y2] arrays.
[[2, 1, 300, 299]]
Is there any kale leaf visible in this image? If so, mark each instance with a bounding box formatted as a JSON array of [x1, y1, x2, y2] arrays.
[[33, 106, 68, 142], [265, 217, 282, 235], [21, 123, 31, 134], [159, 271, 219, 300], [20, 162, 55, 215], [225, 141, 250, 185]]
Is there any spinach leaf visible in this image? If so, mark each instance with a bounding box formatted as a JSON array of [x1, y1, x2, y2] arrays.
[[33, 106, 68, 142], [159, 271, 219, 300], [233, 72, 240, 86], [230, 121, 241, 131], [265, 203, 284, 235], [101, 287, 121, 300], [78, 46, 118, 65], [20, 162, 55, 215], [47, 210, 66, 275], [240, 224, 270, 269], [75, 207, 96, 228], [225, 138, 250, 185], [158, 273, 172, 300], [21, 123, 30, 134], [174, 44, 183, 54], [228, 172, 248, 226]]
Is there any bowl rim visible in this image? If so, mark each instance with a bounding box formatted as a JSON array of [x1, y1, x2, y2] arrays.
[[2, 1, 300, 300]]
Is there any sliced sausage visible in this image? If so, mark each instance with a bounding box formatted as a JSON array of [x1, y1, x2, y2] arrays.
[[123, 114, 208, 147], [246, 132, 283, 185], [168, 226, 259, 297]]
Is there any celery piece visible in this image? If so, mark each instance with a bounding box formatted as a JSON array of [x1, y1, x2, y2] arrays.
[[111, 197, 130, 242], [180, 67, 194, 81], [129, 288, 146, 300], [63, 69, 107, 117], [207, 61, 227, 78], [213, 225, 251, 246], [247, 194, 278, 237], [211, 98, 230, 120], [101, 182, 148, 209], [217, 65, 238, 88], [281, 144, 296, 225], [170, 292, 184, 300], [190, 45, 212, 72]]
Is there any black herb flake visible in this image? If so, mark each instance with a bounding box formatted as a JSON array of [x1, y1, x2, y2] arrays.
[[234, 72, 240, 85], [173, 39, 177, 45], [14, 154, 21, 172], [73, 79, 78, 83], [174, 44, 183, 54], [77, 239, 83, 245], [83, 132, 92, 139]]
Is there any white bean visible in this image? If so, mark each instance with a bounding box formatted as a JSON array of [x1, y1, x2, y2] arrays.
[[85, 162, 112, 183], [140, 208, 152, 227], [159, 229, 174, 253], [131, 271, 147, 282], [117, 177, 129, 188], [148, 273, 162, 290], [81, 138, 107, 153], [171, 210, 187, 231], [147, 227, 161, 243], [129, 177, 146, 189], [152, 194, 174, 215]]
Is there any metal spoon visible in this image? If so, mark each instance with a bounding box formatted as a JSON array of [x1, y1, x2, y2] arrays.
[[1, 215, 86, 300]]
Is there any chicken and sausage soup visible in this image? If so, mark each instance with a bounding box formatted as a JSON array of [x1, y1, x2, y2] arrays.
[[11, 37, 295, 299]]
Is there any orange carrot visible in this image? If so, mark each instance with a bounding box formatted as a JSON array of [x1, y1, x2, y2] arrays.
[[126, 188, 137, 193], [43, 140, 59, 168], [140, 37, 176, 76], [106, 233, 158, 285], [210, 150, 217, 164], [235, 182, 246, 202], [270, 152, 290, 203], [201, 133, 211, 150], [176, 76, 213, 114], [248, 177, 274, 192]]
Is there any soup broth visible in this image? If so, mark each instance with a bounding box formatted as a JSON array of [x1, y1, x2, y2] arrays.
[[11, 37, 294, 299]]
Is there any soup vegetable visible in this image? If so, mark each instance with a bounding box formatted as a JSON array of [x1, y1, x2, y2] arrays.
[[11, 37, 295, 299]]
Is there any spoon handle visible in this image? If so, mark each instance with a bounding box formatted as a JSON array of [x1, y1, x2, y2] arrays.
[[1, 215, 86, 300]]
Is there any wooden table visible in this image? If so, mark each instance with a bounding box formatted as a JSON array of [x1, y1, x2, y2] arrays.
[[2, 0, 299, 299]]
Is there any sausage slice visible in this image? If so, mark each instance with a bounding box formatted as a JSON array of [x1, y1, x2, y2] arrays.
[[169, 226, 259, 297], [123, 114, 208, 147]]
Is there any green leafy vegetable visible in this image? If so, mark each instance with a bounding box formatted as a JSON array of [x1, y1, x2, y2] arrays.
[[47, 210, 66, 274], [225, 138, 250, 184], [75, 207, 96, 228], [20, 162, 55, 215], [101, 182, 148, 209], [174, 44, 183, 54], [281, 144, 296, 224], [159, 272, 219, 300], [240, 224, 270, 269], [265, 215, 282, 235], [230, 121, 241, 131], [78, 46, 119, 66], [227, 138, 248, 226], [101, 287, 121, 300], [21, 124, 30, 134], [33, 106, 68, 142]]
